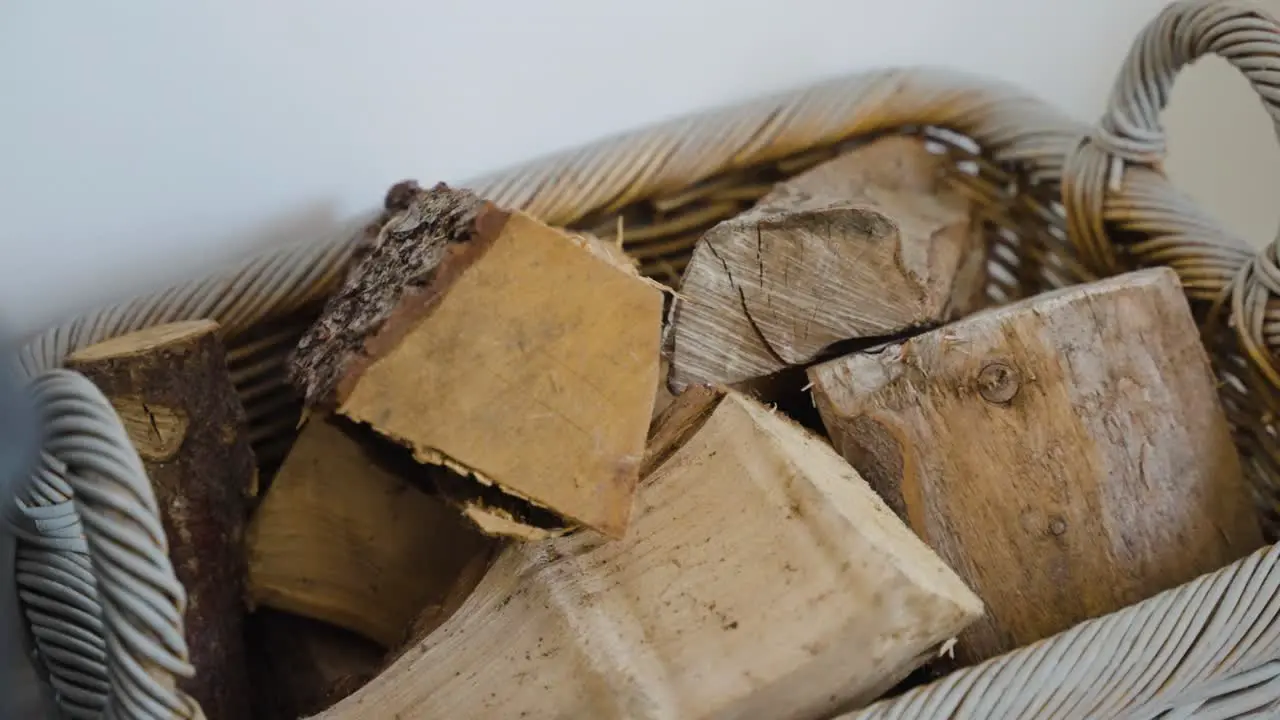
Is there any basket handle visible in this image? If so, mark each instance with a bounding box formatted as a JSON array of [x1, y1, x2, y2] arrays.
[[1063, 0, 1280, 271], [1063, 0, 1280, 384]]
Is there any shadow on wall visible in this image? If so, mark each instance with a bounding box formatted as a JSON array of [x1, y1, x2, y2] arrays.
[[17, 199, 378, 344]]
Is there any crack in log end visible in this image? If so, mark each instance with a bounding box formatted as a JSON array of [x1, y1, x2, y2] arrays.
[[326, 416, 568, 537], [705, 238, 789, 368], [116, 397, 188, 463], [432, 468, 571, 537], [144, 402, 163, 442], [334, 415, 572, 536]]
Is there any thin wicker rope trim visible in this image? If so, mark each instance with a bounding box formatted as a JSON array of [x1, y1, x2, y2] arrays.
[[20, 371, 201, 720], [845, 543, 1280, 720], [15, 2, 1280, 713]]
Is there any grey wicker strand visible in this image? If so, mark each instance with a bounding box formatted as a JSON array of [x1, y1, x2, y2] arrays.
[[9, 38, 1280, 720], [1096, 0, 1280, 165], [1064, 0, 1280, 294], [20, 370, 202, 720], [5, 452, 110, 718]]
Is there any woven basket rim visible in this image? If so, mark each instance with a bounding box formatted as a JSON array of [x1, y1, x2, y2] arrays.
[[17, 58, 1280, 720]]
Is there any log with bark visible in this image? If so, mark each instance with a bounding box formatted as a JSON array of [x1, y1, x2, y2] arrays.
[[66, 320, 255, 720], [312, 389, 983, 720], [664, 135, 987, 398], [808, 267, 1264, 665], [245, 415, 497, 649], [290, 182, 664, 540]]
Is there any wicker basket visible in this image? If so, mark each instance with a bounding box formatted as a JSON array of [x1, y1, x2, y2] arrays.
[[11, 1, 1280, 717]]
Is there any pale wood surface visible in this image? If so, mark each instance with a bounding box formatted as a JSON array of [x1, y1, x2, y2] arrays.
[[294, 185, 664, 538], [337, 208, 662, 537], [809, 267, 1263, 666], [66, 319, 255, 720], [246, 416, 495, 648], [665, 136, 986, 394], [313, 391, 982, 720]]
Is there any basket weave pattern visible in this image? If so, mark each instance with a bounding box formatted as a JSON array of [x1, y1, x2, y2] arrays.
[[12, 1, 1280, 717]]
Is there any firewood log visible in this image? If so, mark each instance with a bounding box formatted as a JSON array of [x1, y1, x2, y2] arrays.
[[246, 416, 495, 648], [290, 183, 664, 539], [67, 320, 255, 720], [312, 389, 983, 720], [665, 135, 986, 398], [808, 267, 1264, 665]]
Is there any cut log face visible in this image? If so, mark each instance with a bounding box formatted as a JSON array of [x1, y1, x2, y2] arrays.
[[312, 390, 982, 720], [808, 267, 1264, 666], [66, 320, 255, 720], [246, 416, 496, 649], [291, 183, 664, 539], [665, 135, 986, 394]]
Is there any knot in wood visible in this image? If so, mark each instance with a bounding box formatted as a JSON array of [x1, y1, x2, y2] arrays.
[[976, 361, 1020, 404]]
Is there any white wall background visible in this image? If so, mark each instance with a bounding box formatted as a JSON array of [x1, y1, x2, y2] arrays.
[[3, 0, 1278, 338]]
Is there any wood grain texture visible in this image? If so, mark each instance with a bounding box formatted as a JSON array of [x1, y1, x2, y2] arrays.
[[295, 185, 664, 538], [246, 416, 495, 648], [313, 391, 982, 720], [808, 267, 1263, 666], [665, 135, 986, 395], [66, 320, 255, 720]]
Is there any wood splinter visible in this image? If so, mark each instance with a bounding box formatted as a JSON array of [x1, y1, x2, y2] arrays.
[[67, 320, 256, 720], [664, 135, 987, 399], [808, 267, 1264, 666], [290, 182, 664, 539], [312, 389, 983, 720]]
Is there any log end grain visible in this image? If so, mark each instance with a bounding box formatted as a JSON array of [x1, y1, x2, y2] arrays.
[[666, 135, 986, 396]]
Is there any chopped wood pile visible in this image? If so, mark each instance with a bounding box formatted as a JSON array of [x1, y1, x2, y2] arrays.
[[68, 137, 1263, 720]]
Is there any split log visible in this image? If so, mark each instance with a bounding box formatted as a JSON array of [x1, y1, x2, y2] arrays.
[[808, 267, 1264, 666], [313, 389, 983, 720], [245, 610, 384, 720], [246, 415, 496, 648], [290, 183, 663, 539], [66, 320, 255, 720], [664, 135, 987, 396]]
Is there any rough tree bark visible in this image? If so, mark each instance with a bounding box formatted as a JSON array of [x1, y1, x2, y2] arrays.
[[66, 320, 255, 720]]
